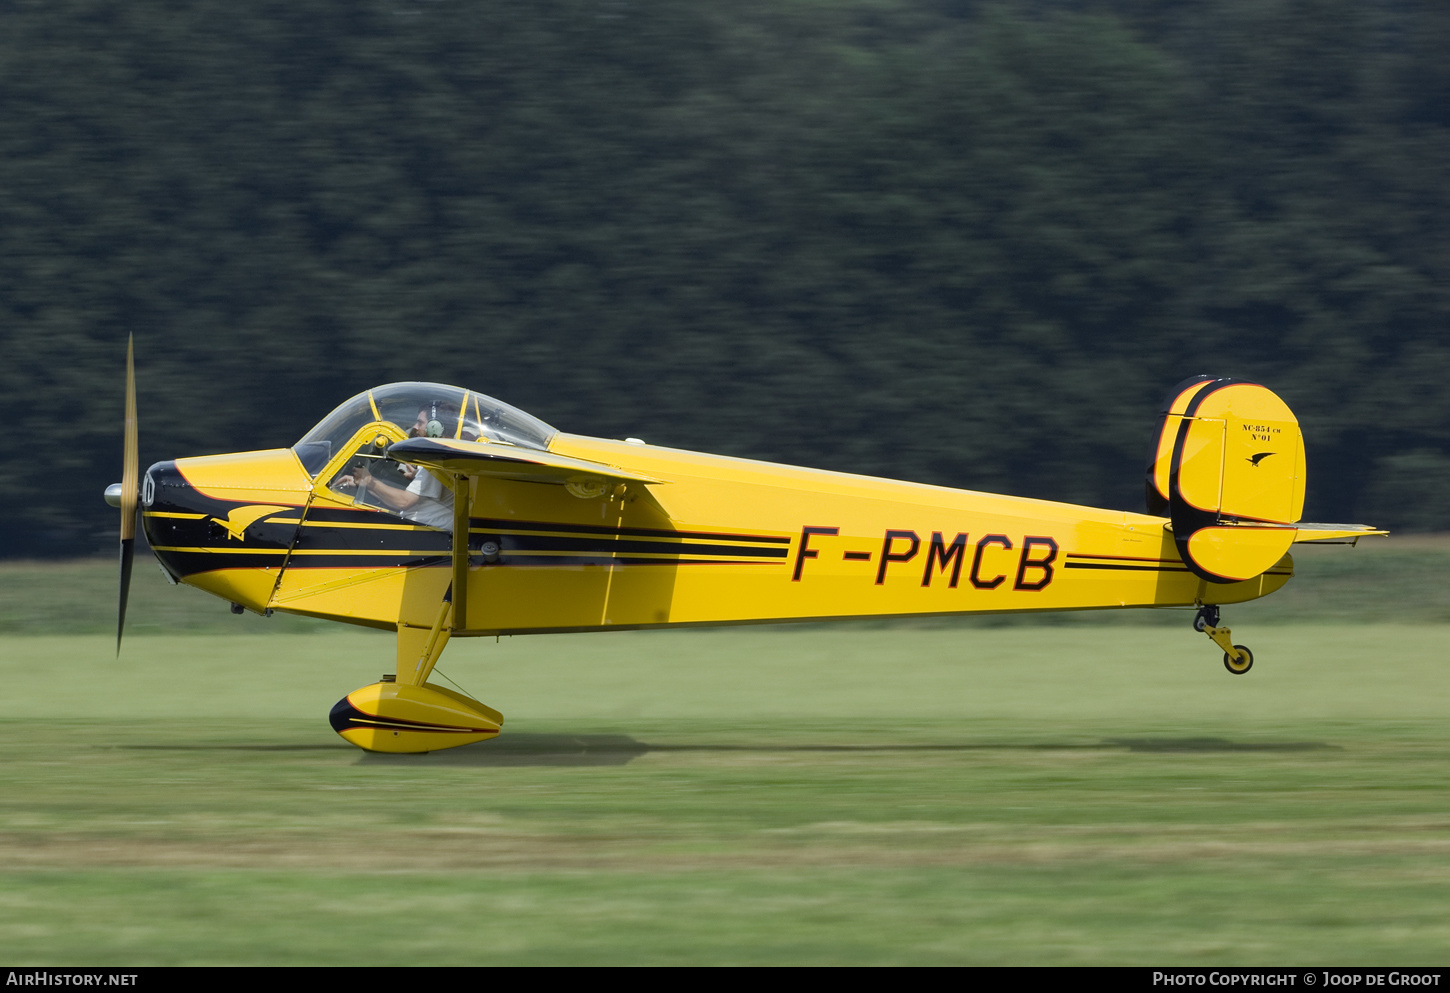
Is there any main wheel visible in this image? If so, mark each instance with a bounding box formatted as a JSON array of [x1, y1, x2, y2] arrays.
[[1223, 645, 1253, 675]]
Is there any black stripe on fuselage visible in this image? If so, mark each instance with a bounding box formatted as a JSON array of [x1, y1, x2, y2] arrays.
[[303, 510, 794, 550], [469, 517, 791, 544], [145, 468, 793, 578], [293, 521, 451, 552], [1063, 553, 1290, 577], [291, 526, 784, 560], [1063, 562, 1194, 573], [485, 532, 787, 559], [156, 549, 450, 573], [156, 519, 786, 577], [482, 555, 774, 568], [1064, 553, 1191, 573]]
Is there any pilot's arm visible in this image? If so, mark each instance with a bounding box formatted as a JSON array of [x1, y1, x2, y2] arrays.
[[339, 463, 423, 512]]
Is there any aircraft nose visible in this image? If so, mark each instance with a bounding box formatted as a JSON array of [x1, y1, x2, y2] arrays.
[[104, 483, 123, 508], [138, 461, 201, 585], [138, 461, 186, 537]]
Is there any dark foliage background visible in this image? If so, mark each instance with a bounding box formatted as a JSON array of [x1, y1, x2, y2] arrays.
[[2, 0, 1446, 557]]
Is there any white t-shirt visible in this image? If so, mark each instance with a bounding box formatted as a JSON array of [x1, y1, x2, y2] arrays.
[[404, 469, 455, 531]]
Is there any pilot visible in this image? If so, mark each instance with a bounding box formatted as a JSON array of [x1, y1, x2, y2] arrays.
[[339, 402, 456, 530], [408, 404, 443, 439]]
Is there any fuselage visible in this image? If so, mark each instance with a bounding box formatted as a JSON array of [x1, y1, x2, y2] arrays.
[[141, 431, 1290, 636]]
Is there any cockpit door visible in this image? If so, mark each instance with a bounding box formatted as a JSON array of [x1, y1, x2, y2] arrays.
[[267, 422, 454, 629]]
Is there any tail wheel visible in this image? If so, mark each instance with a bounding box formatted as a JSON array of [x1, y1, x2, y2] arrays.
[[1223, 646, 1253, 675]]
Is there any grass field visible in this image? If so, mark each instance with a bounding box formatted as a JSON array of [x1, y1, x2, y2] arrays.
[[1, 541, 1448, 965]]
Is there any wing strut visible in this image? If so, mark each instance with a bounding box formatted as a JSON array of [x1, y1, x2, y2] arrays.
[[452, 475, 469, 632]]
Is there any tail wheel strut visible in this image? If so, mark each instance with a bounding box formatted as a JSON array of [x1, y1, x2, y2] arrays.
[[1194, 605, 1252, 675]]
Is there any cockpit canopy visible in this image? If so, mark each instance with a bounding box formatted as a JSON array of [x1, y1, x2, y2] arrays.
[[293, 382, 556, 476]]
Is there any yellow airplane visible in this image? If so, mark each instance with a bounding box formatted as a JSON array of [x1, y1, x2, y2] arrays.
[[106, 340, 1384, 753]]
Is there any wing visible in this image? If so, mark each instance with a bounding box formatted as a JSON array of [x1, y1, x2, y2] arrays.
[[385, 437, 665, 486]]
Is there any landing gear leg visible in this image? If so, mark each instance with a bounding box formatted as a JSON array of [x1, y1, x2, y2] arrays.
[[1193, 604, 1253, 675]]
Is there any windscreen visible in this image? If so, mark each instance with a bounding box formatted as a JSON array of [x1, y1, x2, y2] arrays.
[[293, 382, 557, 476]]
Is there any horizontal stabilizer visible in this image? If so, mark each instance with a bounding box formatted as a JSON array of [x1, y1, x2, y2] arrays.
[[387, 437, 665, 486], [1292, 523, 1388, 544]]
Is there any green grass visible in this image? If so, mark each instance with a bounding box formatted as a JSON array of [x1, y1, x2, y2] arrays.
[[1, 541, 1448, 964]]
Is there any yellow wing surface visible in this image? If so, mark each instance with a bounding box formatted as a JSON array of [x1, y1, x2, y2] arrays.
[[387, 437, 665, 486]]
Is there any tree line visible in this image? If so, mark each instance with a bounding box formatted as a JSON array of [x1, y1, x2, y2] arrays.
[[1, 0, 1445, 557]]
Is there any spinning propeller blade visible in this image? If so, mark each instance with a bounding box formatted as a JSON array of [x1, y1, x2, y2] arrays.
[[117, 335, 138, 656]]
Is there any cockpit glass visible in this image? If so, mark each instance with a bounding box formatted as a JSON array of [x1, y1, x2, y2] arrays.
[[293, 382, 557, 476]]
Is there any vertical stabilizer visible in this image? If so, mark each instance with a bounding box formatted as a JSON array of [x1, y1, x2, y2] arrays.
[[1146, 378, 1305, 583]]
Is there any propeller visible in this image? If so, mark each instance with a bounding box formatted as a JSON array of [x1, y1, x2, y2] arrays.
[[116, 335, 138, 656]]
